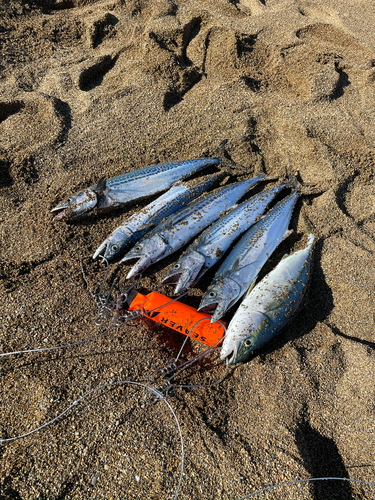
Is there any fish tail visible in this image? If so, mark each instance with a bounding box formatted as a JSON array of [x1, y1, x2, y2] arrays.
[[301, 202, 320, 242]]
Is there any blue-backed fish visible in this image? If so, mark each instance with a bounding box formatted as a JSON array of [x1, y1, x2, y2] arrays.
[[198, 191, 299, 323], [93, 173, 224, 260], [220, 234, 314, 364], [51, 157, 223, 220], [121, 174, 266, 279], [162, 182, 289, 293]]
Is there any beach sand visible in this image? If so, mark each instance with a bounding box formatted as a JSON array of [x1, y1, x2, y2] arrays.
[[0, 0, 375, 498]]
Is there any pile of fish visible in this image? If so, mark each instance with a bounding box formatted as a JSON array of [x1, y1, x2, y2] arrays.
[[52, 157, 314, 364]]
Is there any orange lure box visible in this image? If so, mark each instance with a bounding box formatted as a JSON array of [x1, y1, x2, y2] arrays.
[[126, 289, 226, 347]]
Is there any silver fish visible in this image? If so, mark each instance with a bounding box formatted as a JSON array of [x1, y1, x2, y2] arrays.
[[51, 157, 222, 220], [93, 173, 225, 261], [121, 174, 266, 279], [198, 191, 299, 323], [162, 182, 289, 293], [220, 234, 314, 364]]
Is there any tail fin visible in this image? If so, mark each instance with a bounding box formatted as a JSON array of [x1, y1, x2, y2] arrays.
[[213, 139, 248, 172], [287, 171, 302, 194], [301, 202, 321, 241]]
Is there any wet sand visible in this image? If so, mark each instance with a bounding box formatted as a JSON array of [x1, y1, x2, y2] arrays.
[[0, 0, 375, 498]]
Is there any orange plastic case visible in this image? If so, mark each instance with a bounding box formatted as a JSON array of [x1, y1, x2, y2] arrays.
[[126, 290, 226, 346]]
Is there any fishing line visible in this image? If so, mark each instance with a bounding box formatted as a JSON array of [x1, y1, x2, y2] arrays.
[[0, 268, 143, 358], [147, 322, 221, 385], [0, 380, 185, 500], [239, 477, 375, 499], [0, 278, 194, 359], [81, 257, 119, 325], [0, 322, 116, 358], [174, 318, 225, 364], [147, 321, 228, 399]]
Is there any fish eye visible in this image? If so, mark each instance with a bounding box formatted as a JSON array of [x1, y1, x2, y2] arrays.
[[208, 291, 217, 298], [173, 263, 180, 269], [111, 244, 119, 252], [134, 244, 142, 252], [244, 338, 253, 347]]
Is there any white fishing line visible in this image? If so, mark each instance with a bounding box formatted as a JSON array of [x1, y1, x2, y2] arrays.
[[0, 279, 190, 359], [0, 322, 116, 358], [239, 477, 375, 499], [0, 380, 185, 500]]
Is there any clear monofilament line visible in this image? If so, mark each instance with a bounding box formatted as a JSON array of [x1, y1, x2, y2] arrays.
[[0, 321, 116, 358], [161, 321, 226, 393], [238, 477, 375, 499], [0, 380, 185, 500], [174, 318, 225, 364]]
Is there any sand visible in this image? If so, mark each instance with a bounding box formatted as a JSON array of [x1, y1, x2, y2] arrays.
[[1, 0, 375, 498]]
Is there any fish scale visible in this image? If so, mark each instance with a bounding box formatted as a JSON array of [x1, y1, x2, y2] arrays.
[[220, 234, 314, 364], [121, 174, 266, 279], [51, 157, 222, 220], [93, 173, 225, 260], [162, 182, 289, 293], [198, 191, 299, 323], [102, 158, 219, 190]]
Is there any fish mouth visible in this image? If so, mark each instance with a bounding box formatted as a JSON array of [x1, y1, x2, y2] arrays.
[[121, 254, 151, 279], [210, 300, 234, 324], [162, 270, 184, 287], [174, 271, 195, 294], [162, 269, 194, 294], [93, 228, 133, 261], [163, 251, 205, 293], [122, 234, 167, 279], [51, 202, 70, 221], [197, 301, 218, 315], [93, 240, 108, 260], [198, 298, 234, 324], [220, 344, 239, 365]]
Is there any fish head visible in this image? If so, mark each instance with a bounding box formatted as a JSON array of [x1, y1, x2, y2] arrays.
[[221, 312, 271, 365], [51, 189, 98, 221], [162, 250, 206, 293], [198, 277, 242, 324], [121, 234, 168, 278], [93, 227, 133, 261]]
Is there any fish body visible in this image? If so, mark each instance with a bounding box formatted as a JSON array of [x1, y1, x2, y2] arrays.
[[51, 157, 222, 220], [163, 182, 288, 293], [93, 173, 225, 260], [198, 191, 299, 323], [220, 234, 314, 364], [121, 174, 266, 279]]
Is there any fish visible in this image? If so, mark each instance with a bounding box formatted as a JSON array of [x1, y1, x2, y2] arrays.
[[51, 157, 222, 220], [162, 182, 289, 293], [198, 191, 299, 323], [121, 174, 266, 279], [220, 234, 314, 364], [92, 173, 225, 261]]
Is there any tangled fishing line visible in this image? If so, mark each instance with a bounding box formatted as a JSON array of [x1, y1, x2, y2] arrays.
[[1, 259, 374, 499]]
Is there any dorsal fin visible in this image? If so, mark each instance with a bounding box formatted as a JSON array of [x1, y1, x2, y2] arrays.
[[95, 176, 107, 194]]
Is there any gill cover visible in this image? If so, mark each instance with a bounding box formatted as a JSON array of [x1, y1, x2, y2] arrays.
[[231, 311, 271, 364], [121, 234, 168, 279], [52, 177, 106, 220], [198, 277, 242, 323], [93, 226, 134, 260], [162, 250, 206, 293]]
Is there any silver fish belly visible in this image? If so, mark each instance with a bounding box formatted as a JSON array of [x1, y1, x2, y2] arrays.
[[198, 191, 299, 323], [121, 174, 266, 279], [93, 173, 225, 261], [163, 182, 289, 293], [51, 157, 222, 220], [220, 234, 314, 364]]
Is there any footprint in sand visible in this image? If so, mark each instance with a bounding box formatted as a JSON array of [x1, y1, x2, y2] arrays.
[[0, 94, 71, 155], [78, 54, 119, 91]]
